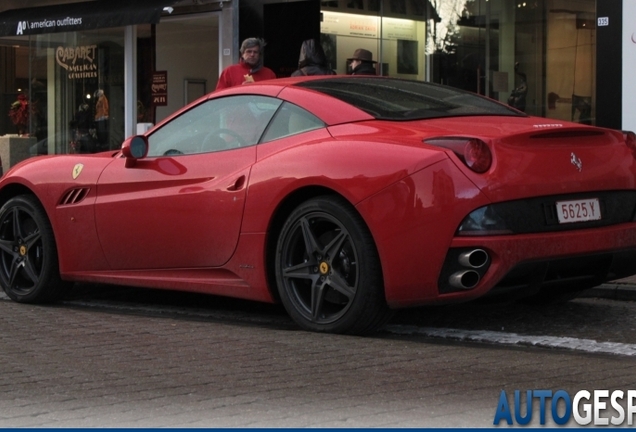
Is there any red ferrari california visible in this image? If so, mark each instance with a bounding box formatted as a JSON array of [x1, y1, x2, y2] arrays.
[[1, 76, 636, 335]]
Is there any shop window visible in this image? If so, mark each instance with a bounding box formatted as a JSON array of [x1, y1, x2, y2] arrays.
[[317, 0, 594, 124], [546, 6, 596, 125], [425, 0, 596, 124], [0, 28, 126, 155], [320, 1, 427, 79]]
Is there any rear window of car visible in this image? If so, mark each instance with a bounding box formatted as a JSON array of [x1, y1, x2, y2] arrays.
[[295, 77, 523, 121]]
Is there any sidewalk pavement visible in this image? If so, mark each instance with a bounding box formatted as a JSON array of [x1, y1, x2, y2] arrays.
[[581, 275, 636, 301]]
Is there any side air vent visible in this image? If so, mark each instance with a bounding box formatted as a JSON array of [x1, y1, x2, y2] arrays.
[[59, 188, 90, 205]]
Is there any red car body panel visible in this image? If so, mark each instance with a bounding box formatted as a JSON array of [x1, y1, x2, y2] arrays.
[[1, 76, 636, 315], [3, 154, 114, 273], [94, 146, 255, 269]]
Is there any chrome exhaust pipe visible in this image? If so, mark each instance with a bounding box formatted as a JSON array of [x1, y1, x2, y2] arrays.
[[458, 249, 489, 269], [449, 270, 480, 290]]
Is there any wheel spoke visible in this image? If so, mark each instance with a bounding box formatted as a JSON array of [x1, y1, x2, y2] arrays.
[[323, 230, 347, 259], [0, 208, 23, 288], [10, 207, 40, 288], [283, 260, 316, 281], [7, 256, 21, 287], [24, 230, 41, 249], [11, 208, 23, 239], [0, 238, 14, 254], [21, 259, 39, 286], [327, 271, 356, 300], [299, 217, 321, 258], [311, 282, 327, 320]]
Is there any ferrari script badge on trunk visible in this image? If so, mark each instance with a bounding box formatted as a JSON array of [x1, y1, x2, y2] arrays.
[[570, 152, 582, 172]]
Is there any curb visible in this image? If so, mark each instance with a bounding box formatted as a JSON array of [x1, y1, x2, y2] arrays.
[[579, 283, 636, 302]]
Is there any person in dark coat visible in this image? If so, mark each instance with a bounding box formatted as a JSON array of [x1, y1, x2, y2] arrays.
[[348, 48, 377, 75], [291, 39, 335, 76]]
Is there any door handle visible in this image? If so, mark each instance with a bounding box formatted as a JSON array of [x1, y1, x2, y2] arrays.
[[227, 175, 246, 191]]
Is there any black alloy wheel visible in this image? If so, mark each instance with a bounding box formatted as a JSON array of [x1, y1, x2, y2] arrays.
[[275, 196, 391, 335], [0, 195, 70, 303]]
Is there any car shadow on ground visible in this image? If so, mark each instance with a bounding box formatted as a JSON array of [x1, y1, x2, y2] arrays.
[[61, 283, 636, 344], [389, 295, 636, 344]]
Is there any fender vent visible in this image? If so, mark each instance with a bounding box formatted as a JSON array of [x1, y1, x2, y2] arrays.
[[60, 187, 90, 205]]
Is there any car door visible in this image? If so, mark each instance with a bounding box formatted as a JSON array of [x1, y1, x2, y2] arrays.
[[94, 95, 281, 270]]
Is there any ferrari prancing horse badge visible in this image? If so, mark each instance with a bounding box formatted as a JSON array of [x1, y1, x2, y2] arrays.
[[72, 163, 84, 179]]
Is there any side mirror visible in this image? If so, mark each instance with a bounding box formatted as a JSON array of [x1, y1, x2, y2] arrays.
[[121, 135, 149, 167]]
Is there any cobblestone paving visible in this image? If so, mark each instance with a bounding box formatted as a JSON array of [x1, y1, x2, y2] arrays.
[[0, 292, 635, 427]]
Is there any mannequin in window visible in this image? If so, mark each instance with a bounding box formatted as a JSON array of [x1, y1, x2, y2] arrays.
[[94, 89, 109, 151], [94, 89, 109, 121]]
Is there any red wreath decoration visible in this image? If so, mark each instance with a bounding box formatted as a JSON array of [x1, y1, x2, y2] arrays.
[[8, 94, 29, 134]]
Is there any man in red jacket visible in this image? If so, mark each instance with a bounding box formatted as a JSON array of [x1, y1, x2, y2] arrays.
[[216, 38, 276, 90]]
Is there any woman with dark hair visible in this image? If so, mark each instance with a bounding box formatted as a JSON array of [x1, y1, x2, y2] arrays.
[[291, 39, 335, 76]]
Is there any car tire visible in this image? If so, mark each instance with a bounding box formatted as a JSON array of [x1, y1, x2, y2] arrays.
[[275, 195, 391, 335], [0, 195, 71, 303]]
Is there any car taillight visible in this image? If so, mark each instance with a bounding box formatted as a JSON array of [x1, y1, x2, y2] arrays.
[[424, 137, 492, 173], [623, 131, 636, 158]]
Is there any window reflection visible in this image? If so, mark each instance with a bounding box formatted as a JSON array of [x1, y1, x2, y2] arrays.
[[320, 0, 596, 124], [147, 95, 282, 156]]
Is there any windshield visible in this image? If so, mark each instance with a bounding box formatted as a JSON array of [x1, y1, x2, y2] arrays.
[[295, 77, 523, 121]]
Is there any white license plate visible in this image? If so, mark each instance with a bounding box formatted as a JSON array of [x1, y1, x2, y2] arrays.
[[556, 198, 601, 224]]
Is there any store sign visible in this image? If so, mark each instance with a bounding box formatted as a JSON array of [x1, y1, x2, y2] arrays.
[[321, 11, 379, 38], [383, 17, 418, 41], [0, 0, 174, 38], [152, 71, 168, 106], [17, 17, 82, 35], [321, 11, 418, 41], [56, 45, 98, 79]]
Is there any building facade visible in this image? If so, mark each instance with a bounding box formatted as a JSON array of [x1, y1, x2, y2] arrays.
[[0, 0, 625, 156]]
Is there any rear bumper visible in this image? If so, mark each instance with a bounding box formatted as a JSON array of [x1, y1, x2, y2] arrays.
[[439, 222, 636, 302]]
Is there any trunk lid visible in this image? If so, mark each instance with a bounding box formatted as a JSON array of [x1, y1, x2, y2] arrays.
[[419, 116, 635, 203]]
